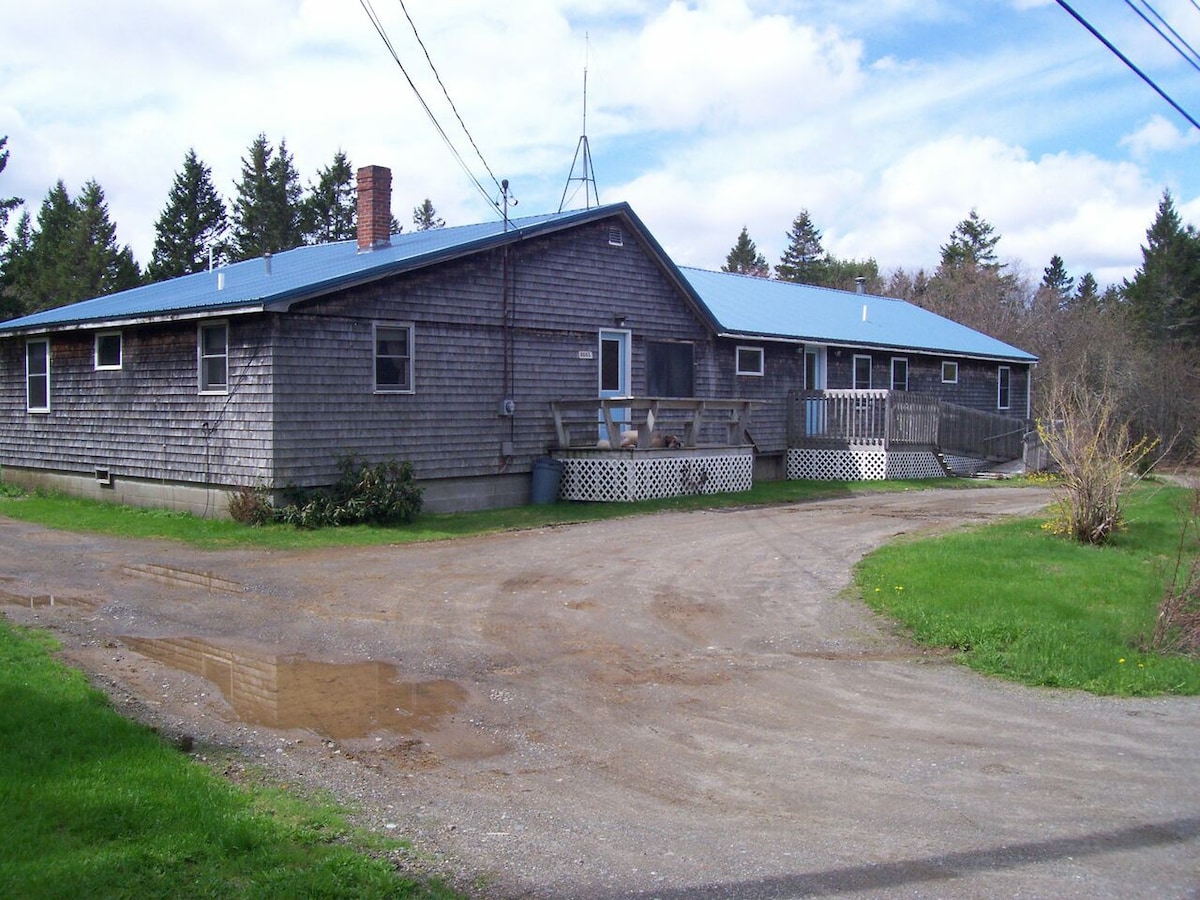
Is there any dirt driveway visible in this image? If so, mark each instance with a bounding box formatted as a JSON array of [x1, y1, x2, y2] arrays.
[[2, 486, 1198, 899]]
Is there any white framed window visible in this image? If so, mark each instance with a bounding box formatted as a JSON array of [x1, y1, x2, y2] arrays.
[[736, 345, 764, 376], [95, 331, 122, 370], [374, 323, 413, 393], [26, 339, 50, 412], [997, 365, 1011, 410], [941, 360, 959, 384], [890, 357, 909, 392], [198, 322, 228, 394], [852, 354, 872, 390]]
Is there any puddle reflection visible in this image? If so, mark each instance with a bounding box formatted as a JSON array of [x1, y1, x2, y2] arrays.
[[0, 589, 99, 610], [123, 636, 466, 740]]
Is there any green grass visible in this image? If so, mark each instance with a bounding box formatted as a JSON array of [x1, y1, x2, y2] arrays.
[[0, 619, 462, 900], [0, 476, 980, 550], [855, 483, 1200, 695]]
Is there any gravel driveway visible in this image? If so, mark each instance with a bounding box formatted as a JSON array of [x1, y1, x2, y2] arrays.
[[2, 486, 1198, 899]]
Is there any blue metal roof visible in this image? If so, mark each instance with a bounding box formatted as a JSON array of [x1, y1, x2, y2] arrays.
[[0, 201, 1035, 364], [0, 205, 626, 333], [679, 267, 1036, 362]]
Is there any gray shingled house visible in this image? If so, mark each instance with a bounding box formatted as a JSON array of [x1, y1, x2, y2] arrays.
[[0, 165, 1035, 515]]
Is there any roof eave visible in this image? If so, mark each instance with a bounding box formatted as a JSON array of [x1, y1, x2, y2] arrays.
[[715, 330, 1037, 364]]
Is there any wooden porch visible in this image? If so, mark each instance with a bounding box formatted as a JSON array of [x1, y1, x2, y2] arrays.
[[551, 397, 757, 451], [548, 398, 757, 502], [787, 390, 1027, 461]]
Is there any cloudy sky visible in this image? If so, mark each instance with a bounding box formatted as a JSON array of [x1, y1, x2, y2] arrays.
[[2, 0, 1199, 288]]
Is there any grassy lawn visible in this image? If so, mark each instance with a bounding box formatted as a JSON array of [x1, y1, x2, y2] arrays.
[[0, 619, 462, 900], [0, 476, 971, 550], [855, 482, 1200, 696]]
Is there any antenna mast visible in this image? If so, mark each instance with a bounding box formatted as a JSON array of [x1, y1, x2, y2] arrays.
[[558, 35, 600, 212]]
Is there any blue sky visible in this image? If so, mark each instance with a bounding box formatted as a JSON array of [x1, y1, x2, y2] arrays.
[[2, 0, 1198, 289]]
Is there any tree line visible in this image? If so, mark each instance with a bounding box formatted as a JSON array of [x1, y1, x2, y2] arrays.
[[725, 199, 1200, 456], [0, 134, 446, 319]]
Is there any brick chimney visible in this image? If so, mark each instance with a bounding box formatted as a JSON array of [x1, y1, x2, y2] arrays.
[[356, 165, 392, 251]]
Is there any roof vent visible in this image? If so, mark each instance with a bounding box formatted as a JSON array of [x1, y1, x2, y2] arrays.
[[855, 276, 866, 295], [263, 252, 272, 275], [608, 226, 623, 247]]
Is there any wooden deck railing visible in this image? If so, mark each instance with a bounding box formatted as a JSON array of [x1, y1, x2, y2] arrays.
[[787, 390, 1025, 460], [551, 398, 756, 450]]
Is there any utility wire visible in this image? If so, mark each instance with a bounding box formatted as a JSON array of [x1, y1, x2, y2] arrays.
[[357, 0, 503, 215], [1055, 0, 1200, 131], [395, 0, 505, 197], [1124, 0, 1200, 73]]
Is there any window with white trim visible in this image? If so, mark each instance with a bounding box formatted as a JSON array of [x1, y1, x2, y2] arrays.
[[374, 323, 413, 393], [997, 365, 1011, 410], [941, 360, 958, 384], [26, 339, 49, 412], [736, 345, 764, 376], [198, 322, 228, 393], [95, 332, 122, 370], [891, 357, 909, 392], [852, 354, 872, 390]]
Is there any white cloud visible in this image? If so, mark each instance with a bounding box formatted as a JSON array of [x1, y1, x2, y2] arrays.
[[1121, 115, 1200, 158], [0, 0, 1196, 293]]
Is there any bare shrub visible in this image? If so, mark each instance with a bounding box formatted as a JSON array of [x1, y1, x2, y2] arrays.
[[1152, 474, 1200, 656], [228, 484, 275, 526], [1037, 372, 1159, 545]]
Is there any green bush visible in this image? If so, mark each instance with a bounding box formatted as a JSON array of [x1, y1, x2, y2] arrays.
[[277, 456, 423, 529]]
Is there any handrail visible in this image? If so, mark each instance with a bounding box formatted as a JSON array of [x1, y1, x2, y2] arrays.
[[551, 397, 757, 450]]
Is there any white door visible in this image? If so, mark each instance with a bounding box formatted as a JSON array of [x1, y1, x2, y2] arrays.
[[804, 345, 827, 436], [599, 329, 631, 441]]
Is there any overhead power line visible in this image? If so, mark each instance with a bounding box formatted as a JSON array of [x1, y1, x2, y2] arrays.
[[1055, 0, 1200, 131], [395, 0, 505, 197], [1125, 0, 1200, 74], [357, 0, 506, 216]]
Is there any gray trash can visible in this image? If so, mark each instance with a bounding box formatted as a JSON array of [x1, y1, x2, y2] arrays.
[[530, 457, 564, 504]]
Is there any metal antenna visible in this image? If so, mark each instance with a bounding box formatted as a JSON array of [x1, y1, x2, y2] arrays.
[[558, 34, 600, 212]]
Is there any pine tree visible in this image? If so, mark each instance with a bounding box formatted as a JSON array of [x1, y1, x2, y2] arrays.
[[301, 150, 356, 244], [939, 209, 1003, 272], [412, 198, 445, 231], [230, 134, 304, 260], [722, 226, 769, 277], [1, 180, 139, 315], [0, 136, 22, 252], [1122, 189, 1200, 346], [73, 180, 141, 299], [775, 210, 827, 283], [1041, 255, 1075, 309], [1074, 272, 1100, 308], [147, 149, 228, 282], [0, 211, 32, 319]]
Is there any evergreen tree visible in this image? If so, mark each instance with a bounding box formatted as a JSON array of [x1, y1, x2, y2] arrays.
[[1122, 189, 1200, 346], [822, 256, 883, 294], [301, 150, 356, 244], [230, 134, 303, 260], [775, 210, 827, 283], [1041, 255, 1075, 309], [1, 179, 139, 315], [1074, 272, 1100, 308], [722, 226, 769, 277], [412, 198, 445, 231], [73, 180, 141, 299], [0, 136, 22, 252], [147, 149, 228, 282], [939, 209, 1003, 272], [0, 211, 32, 319]]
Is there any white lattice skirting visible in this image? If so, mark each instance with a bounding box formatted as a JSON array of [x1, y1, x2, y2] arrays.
[[786, 448, 948, 481], [941, 453, 990, 476], [559, 450, 754, 502]]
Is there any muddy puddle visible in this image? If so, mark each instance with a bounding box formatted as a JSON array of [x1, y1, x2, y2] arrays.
[[123, 635, 467, 741], [0, 588, 100, 611]]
